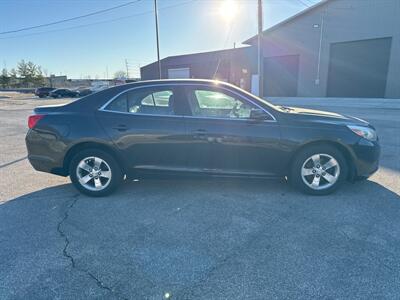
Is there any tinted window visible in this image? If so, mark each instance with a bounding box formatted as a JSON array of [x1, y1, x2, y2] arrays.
[[105, 87, 175, 115], [188, 88, 258, 119], [107, 93, 127, 112]]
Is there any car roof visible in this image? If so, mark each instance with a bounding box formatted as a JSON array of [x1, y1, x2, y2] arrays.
[[127, 78, 227, 86], [67, 79, 259, 112], [113, 79, 240, 92]]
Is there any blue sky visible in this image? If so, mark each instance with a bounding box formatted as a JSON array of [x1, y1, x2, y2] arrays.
[[0, 0, 320, 79]]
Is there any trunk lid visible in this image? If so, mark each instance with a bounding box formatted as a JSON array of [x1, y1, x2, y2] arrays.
[[33, 103, 69, 114]]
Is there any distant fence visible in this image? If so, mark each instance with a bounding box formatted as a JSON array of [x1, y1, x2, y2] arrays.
[[0, 88, 35, 93]]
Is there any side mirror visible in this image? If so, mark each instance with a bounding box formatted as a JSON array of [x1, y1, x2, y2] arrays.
[[250, 108, 268, 121]]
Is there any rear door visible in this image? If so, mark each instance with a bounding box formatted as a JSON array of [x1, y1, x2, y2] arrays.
[[96, 85, 188, 174], [181, 84, 283, 176]]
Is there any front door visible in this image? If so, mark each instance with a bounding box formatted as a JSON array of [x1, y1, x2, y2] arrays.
[[96, 85, 188, 175], [181, 85, 283, 176]]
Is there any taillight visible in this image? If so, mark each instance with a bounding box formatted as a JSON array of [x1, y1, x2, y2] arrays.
[[28, 115, 44, 129]]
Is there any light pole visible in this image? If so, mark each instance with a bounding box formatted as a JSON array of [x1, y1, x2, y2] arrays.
[[125, 59, 130, 79], [154, 0, 162, 79], [257, 0, 264, 98]]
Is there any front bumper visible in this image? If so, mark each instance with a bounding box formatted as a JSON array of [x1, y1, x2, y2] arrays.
[[351, 138, 380, 178]]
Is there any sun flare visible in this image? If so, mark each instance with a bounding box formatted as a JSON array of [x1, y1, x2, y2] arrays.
[[218, 0, 239, 21]]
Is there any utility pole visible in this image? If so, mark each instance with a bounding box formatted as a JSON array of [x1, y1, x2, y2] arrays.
[[154, 0, 162, 79], [257, 0, 264, 98], [125, 59, 130, 79], [315, 9, 326, 86]]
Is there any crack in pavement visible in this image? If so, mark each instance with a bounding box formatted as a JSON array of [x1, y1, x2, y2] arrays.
[[0, 156, 27, 169], [176, 227, 270, 299], [56, 193, 128, 300]]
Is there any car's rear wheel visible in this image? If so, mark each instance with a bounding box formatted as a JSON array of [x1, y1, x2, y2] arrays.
[[69, 149, 123, 197], [289, 145, 348, 195]]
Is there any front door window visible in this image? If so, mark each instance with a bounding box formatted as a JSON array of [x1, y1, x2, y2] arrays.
[[187, 88, 265, 120]]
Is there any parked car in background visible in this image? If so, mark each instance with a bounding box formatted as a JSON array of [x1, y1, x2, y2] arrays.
[[26, 79, 380, 197], [77, 88, 93, 97], [49, 88, 79, 98], [91, 85, 109, 93], [34, 87, 55, 98]]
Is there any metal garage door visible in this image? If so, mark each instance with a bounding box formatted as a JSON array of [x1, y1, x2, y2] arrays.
[[327, 37, 392, 98], [263, 55, 299, 97]]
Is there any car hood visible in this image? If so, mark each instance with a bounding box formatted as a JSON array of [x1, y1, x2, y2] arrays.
[[280, 106, 370, 126]]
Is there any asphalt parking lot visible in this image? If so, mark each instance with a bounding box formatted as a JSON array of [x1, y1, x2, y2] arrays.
[[0, 94, 399, 299]]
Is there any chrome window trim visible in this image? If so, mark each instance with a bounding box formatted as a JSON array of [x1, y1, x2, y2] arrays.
[[98, 83, 277, 122], [98, 109, 277, 124], [98, 109, 183, 119], [183, 115, 277, 123]]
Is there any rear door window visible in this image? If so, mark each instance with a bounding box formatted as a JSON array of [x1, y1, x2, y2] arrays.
[[105, 87, 176, 116]]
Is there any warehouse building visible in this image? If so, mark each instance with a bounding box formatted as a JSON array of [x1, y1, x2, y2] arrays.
[[141, 0, 400, 98], [141, 46, 256, 91]]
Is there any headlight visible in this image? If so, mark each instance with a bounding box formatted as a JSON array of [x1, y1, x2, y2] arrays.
[[347, 125, 377, 141]]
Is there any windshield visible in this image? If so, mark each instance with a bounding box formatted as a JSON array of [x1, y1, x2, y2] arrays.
[[223, 82, 279, 111]]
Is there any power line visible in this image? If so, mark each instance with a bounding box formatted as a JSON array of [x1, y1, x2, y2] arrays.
[[0, 0, 197, 40], [0, 0, 142, 35], [212, 3, 239, 80], [295, 0, 311, 8], [212, 23, 235, 79]]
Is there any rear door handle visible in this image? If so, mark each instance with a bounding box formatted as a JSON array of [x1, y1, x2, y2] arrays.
[[193, 129, 207, 139], [112, 124, 128, 132], [194, 129, 207, 135]]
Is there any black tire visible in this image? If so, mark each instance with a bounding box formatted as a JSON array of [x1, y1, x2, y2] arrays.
[[289, 145, 348, 195], [69, 149, 123, 197]]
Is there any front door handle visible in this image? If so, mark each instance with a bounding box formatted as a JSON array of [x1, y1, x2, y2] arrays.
[[193, 129, 207, 139], [194, 129, 206, 135], [112, 124, 128, 132]]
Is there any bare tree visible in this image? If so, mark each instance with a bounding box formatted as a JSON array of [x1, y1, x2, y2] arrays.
[[114, 70, 126, 79]]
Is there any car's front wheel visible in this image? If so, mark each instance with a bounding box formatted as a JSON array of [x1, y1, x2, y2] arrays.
[[289, 145, 348, 195], [69, 149, 123, 197]]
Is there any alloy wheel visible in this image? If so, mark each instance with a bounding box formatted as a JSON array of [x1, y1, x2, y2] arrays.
[[76, 156, 112, 191], [301, 153, 340, 190]]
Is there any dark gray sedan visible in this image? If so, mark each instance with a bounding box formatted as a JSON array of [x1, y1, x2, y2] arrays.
[[26, 79, 380, 196]]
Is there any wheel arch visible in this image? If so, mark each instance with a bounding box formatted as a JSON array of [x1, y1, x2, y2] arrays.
[[63, 141, 125, 176], [288, 140, 356, 181]]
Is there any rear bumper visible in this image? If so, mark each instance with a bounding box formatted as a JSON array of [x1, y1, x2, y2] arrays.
[[351, 139, 380, 178], [25, 129, 67, 176], [27, 155, 66, 176]]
